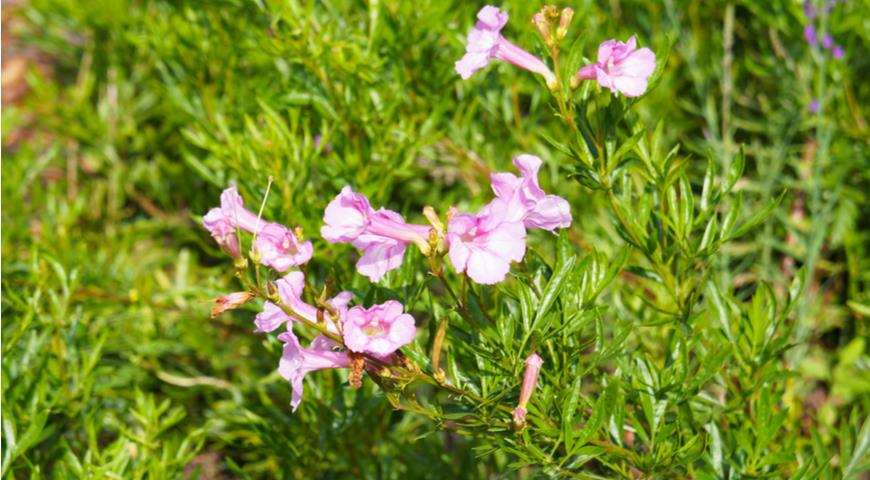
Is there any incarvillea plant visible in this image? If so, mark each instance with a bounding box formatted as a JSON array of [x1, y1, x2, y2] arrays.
[[203, 5, 827, 477]]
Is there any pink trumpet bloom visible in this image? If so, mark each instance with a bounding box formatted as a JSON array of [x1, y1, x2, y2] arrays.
[[576, 35, 656, 97], [490, 154, 572, 232], [204, 185, 313, 269], [278, 330, 350, 412], [254, 223, 314, 272], [343, 300, 416, 357], [513, 353, 543, 426], [219, 185, 263, 234], [255, 271, 352, 334], [455, 6, 556, 87], [321, 187, 432, 282], [202, 208, 241, 258], [446, 199, 526, 284]]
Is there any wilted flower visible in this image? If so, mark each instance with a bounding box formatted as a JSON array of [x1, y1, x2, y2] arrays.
[[513, 353, 543, 427], [455, 6, 556, 88], [446, 199, 526, 284], [343, 300, 416, 357], [490, 154, 572, 232], [321, 186, 432, 282], [575, 35, 656, 97], [211, 291, 254, 319], [278, 330, 350, 412]]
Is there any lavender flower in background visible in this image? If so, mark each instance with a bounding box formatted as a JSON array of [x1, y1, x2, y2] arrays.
[[804, 0, 817, 18], [804, 25, 818, 45], [832, 45, 844, 59], [809, 99, 820, 113], [822, 34, 833, 49]]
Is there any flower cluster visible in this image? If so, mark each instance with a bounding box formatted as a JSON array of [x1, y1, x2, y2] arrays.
[[203, 186, 418, 412], [456, 5, 657, 98], [323, 154, 571, 285], [803, 0, 845, 59]]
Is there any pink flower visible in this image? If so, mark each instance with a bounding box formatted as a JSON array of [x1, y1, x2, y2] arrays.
[[446, 199, 526, 284], [255, 271, 352, 334], [576, 35, 656, 97], [455, 6, 556, 87], [513, 353, 543, 427], [218, 185, 263, 234], [204, 185, 313, 269], [490, 154, 572, 232], [278, 330, 350, 412], [202, 208, 241, 258], [321, 187, 432, 282], [253, 223, 313, 272], [343, 300, 416, 357]]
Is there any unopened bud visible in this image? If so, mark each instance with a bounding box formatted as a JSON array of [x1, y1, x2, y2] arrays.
[[556, 7, 574, 40], [211, 292, 255, 319], [422, 206, 444, 232], [512, 353, 543, 429], [532, 12, 551, 43]]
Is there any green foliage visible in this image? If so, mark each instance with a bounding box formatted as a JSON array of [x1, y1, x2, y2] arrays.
[[2, 0, 868, 478]]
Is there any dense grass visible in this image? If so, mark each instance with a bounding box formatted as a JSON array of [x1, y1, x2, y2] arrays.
[[2, 0, 868, 478]]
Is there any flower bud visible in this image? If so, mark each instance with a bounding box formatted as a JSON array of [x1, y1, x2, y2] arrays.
[[512, 353, 543, 428], [556, 7, 574, 41], [211, 292, 255, 319]]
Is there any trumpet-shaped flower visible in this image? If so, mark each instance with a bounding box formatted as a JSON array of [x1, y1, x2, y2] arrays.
[[490, 154, 572, 232], [343, 300, 416, 357], [218, 185, 264, 234], [204, 185, 313, 269], [202, 208, 241, 258], [576, 36, 656, 97], [447, 199, 526, 284], [455, 6, 556, 87], [278, 330, 350, 412], [255, 271, 352, 334], [321, 187, 432, 282], [254, 223, 314, 272]]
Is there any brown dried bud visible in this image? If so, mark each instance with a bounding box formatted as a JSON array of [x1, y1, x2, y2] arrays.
[[349, 352, 366, 388], [211, 292, 255, 319]]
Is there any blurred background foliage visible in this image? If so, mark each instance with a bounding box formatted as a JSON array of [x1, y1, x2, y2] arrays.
[[2, 0, 868, 478]]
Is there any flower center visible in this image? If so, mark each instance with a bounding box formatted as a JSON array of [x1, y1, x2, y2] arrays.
[[460, 226, 478, 242], [364, 319, 385, 337]]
